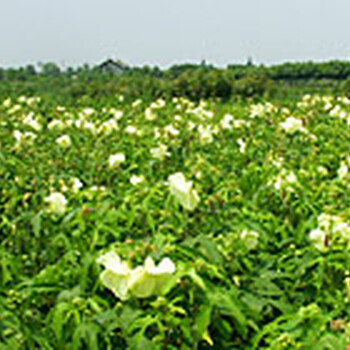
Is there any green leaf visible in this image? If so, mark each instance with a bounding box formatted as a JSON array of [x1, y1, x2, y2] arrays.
[[52, 302, 71, 343], [194, 303, 213, 344], [197, 235, 224, 266], [209, 290, 247, 335], [31, 211, 42, 237]]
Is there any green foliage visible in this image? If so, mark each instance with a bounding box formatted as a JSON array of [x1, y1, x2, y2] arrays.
[[2, 60, 350, 103], [341, 77, 350, 97], [0, 92, 350, 349], [233, 74, 274, 98]]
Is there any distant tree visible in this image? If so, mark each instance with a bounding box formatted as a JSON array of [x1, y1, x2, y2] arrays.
[[5, 68, 20, 80], [65, 66, 75, 77], [40, 62, 61, 77], [24, 64, 37, 76]]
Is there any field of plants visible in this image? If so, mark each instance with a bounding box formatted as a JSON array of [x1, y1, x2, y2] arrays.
[[1, 92, 350, 349]]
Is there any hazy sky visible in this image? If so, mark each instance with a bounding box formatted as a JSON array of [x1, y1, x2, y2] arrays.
[[1, 0, 350, 68]]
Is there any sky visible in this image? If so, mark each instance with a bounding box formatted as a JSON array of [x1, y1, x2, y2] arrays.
[[1, 0, 350, 68]]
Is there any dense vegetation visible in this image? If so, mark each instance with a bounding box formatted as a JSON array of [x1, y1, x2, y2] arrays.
[[1, 60, 350, 103], [1, 87, 350, 349]]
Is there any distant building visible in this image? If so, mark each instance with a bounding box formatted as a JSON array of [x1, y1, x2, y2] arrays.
[[98, 59, 129, 75], [246, 57, 254, 67]]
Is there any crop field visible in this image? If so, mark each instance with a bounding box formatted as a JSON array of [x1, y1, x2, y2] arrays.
[[1, 93, 350, 349]]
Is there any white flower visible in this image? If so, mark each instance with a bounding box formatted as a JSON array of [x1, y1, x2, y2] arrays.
[[145, 108, 157, 121], [150, 98, 166, 109], [311, 213, 350, 249], [111, 109, 123, 120], [74, 120, 83, 129], [80, 108, 95, 118], [27, 97, 41, 106], [128, 257, 175, 299], [98, 119, 118, 135], [44, 192, 67, 215], [339, 111, 348, 120], [13, 130, 22, 143], [97, 120, 109, 134], [280, 117, 304, 134], [240, 230, 259, 250], [2, 98, 11, 108], [56, 135, 71, 148], [132, 99, 142, 108], [317, 213, 333, 231], [324, 102, 333, 111], [237, 139, 246, 154], [97, 252, 175, 300], [48, 119, 66, 131], [317, 166, 328, 177], [221, 114, 234, 129], [249, 104, 263, 118], [200, 109, 214, 119], [164, 124, 180, 137], [271, 156, 284, 168], [187, 121, 197, 131], [273, 170, 297, 192], [82, 121, 97, 134], [89, 185, 107, 192], [13, 130, 37, 145], [71, 178, 83, 193], [338, 161, 348, 180], [125, 125, 139, 135], [333, 222, 350, 240], [309, 228, 327, 251], [198, 124, 214, 144], [233, 120, 247, 128], [285, 172, 297, 184], [59, 179, 69, 192], [281, 107, 291, 115], [17, 96, 27, 103], [23, 113, 41, 131], [65, 119, 74, 127], [130, 175, 145, 186], [145, 257, 175, 275], [97, 251, 131, 300], [153, 127, 161, 139], [8, 105, 22, 115], [168, 172, 200, 211], [56, 106, 66, 112], [150, 144, 170, 160], [108, 153, 125, 168]]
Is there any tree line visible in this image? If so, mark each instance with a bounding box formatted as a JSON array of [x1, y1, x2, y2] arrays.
[[1, 60, 350, 101]]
